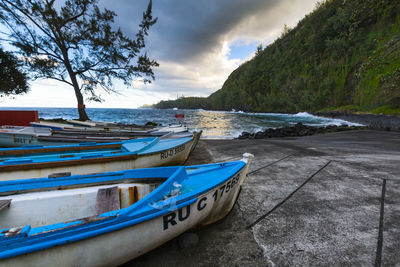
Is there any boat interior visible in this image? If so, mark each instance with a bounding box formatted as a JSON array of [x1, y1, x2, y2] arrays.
[[0, 177, 165, 229]]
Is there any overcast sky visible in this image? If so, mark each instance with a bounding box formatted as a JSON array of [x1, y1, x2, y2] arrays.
[[1, 0, 318, 108]]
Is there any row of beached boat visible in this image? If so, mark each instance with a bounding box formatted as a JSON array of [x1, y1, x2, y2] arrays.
[[0, 119, 253, 266], [0, 120, 190, 147]]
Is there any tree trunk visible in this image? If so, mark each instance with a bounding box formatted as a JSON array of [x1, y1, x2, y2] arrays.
[[71, 80, 89, 121], [78, 103, 89, 121], [70, 73, 90, 121], [61, 49, 90, 121]]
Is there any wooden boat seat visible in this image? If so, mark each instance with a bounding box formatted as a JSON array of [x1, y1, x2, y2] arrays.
[[48, 172, 71, 178], [95, 186, 120, 214]]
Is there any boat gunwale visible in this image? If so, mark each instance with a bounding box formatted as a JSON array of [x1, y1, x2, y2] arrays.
[[0, 143, 122, 157], [0, 177, 167, 196], [0, 154, 139, 172], [0, 136, 196, 172]]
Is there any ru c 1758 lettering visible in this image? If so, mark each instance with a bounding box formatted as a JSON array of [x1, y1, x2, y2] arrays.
[[162, 173, 240, 230]]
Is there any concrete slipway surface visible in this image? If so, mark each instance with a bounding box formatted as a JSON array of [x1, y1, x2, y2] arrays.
[[124, 130, 400, 266]]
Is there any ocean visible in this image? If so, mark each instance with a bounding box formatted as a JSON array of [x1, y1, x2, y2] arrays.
[[1, 107, 362, 139]]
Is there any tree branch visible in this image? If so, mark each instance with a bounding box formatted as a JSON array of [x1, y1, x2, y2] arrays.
[[74, 54, 109, 75], [2, 0, 59, 46], [0, 14, 63, 62], [45, 76, 73, 86], [60, 3, 88, 27]]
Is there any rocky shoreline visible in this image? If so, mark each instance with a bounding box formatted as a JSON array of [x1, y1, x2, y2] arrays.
[[237, 123, 367, 139], [237, 112, 400, 139], [315, 112, 400, 131]]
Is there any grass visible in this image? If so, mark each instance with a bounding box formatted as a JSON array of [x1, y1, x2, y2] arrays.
[[371, 105, 400, 115]]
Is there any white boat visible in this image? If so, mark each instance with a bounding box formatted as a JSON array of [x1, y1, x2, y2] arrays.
[[0, 126, 53, 147], [0, 153, 253, 266], [0, 125, 145, 147], [0, 124, 191, 148], [0, 132, 201, 180], [31, 120, 188, 135], [152, 124, 188, 134], [29, 121, 79, 130]]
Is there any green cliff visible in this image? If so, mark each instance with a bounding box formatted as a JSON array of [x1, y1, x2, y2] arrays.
[[155, 0, 400, 114]]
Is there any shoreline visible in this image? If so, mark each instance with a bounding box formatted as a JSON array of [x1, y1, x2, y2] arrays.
[[315, 112, 400, 131], [237, 123, 368, 139], [235, 112, 400, 139], [41, 111, 400, 141], [28, 108, 400, 139]]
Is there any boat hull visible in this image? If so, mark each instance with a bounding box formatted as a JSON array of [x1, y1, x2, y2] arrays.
[[0, 135, 199, 180], [0, 159, 250, 266], [0, 132, 87, 148]]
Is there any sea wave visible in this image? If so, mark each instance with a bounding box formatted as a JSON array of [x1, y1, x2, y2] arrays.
[[292, 112, 314, 117]]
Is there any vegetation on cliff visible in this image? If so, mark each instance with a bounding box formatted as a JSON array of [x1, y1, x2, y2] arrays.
[[154, 0, 400, 115]]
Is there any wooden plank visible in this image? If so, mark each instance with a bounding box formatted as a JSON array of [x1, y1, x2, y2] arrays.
[[128, 186, 140, 205], [0, 154, 138, 172], [0, 143, 122, 157], [48, 172, 71, 178], [95, 186, 120, 214], [0, 199, 11, 211]]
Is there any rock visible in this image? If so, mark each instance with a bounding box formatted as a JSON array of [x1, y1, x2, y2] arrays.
[[235, 123, 370, 140], [238, 132, 250, 139], [255, 131, 264, 139], [145, 121, 159, 126], [295, 122, 304, 128]]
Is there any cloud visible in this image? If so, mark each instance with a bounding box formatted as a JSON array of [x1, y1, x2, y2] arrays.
[[100, 0, 319, 103], [3, 0, 319, 108]]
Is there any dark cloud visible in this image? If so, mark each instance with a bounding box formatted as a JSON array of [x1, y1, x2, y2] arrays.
[[102, 0, 282, 62]]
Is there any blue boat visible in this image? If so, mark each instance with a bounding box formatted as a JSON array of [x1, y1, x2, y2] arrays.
[[0, 132, 201, 181], [0, 153, 253, 266]]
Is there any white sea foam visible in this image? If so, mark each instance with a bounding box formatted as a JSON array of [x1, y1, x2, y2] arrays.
[[293, 112, 314, 117]]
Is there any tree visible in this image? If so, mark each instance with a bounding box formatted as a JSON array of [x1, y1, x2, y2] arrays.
[[0, 0, 158, 120], [255, 43, 263, 56], [0, 47, 29, 97], [280, 24, 291, 38]]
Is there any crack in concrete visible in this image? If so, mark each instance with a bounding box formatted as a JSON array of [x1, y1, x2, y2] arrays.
[[375, 178, 386, 267]]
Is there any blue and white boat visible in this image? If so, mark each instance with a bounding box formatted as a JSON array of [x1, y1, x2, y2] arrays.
[[0, 153, 253, 266], [0, 132, 201, 180], [0, 124, 190, 148]]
